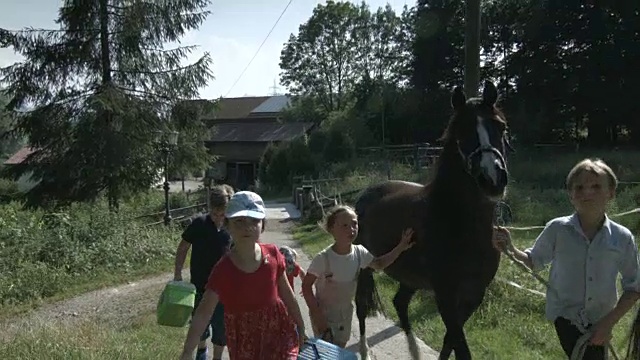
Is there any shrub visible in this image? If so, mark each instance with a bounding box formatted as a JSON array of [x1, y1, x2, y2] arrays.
[[0, 178, 21, 203], [0, 201, 180, 307]]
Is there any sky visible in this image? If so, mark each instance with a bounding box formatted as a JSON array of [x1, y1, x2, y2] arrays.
[[0, 0, 410, 100]]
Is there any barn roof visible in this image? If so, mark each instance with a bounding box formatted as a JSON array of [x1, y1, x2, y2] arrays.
[[205, 96, 270, 120], [249, 95, 290, 114], [208, 122, 314, 143], [201, 95, 291, 120], [3, 146, 36, 165]]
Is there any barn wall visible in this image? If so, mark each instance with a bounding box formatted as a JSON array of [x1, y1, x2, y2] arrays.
[[207, 142, 270, 163]]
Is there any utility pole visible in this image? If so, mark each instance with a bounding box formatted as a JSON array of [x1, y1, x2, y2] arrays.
[[268, 78, 280, 96], [381, 86, 390, 180], [464, 0, 481, 98]]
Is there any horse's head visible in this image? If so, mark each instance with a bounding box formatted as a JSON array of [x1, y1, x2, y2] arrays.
[[449, 80, 513, 201]]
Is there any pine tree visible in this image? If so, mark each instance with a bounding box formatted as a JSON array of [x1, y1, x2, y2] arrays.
[[0, 0, 214, 208]]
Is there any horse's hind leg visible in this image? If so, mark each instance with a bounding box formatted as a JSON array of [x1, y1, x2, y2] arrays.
[[393, 284, 419, 359]]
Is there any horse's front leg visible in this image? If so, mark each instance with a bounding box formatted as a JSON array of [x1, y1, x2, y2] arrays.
[[435, 289, 472, 360], [393, 284, 419, 359]]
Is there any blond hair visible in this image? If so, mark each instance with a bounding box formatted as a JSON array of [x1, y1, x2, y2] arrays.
[[318, 205, 357, 232], [566, 158, 618, 191]]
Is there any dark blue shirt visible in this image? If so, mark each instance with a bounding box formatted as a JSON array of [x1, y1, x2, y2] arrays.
[[182, 213, 231, 291]]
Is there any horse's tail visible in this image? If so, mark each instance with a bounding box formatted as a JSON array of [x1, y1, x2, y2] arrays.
[[627, 307, 640, 359], [354, 185, 386, 318], [356, 266, 385, 318]]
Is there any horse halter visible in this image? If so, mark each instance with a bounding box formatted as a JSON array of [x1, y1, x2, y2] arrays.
[[465, 144, 506, 173], [457, 137, 508, 176]]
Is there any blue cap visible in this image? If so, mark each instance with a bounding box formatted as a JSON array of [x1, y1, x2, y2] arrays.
[[225, 191, 266, 219]]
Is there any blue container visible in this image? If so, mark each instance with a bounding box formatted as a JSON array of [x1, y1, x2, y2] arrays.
[[297, 338, 358, 360]]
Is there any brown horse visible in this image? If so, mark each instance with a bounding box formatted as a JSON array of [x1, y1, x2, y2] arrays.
[[354, 81, 512, 360]]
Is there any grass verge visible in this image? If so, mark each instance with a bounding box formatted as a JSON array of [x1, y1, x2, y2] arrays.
[[0, 311, 187, 359], [0, 198, 189, 319]]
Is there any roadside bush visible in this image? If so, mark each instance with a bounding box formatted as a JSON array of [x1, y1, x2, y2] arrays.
[[260, 136, 318, 190], [0, 178, 21, 203], [0, 201, 180, 307]]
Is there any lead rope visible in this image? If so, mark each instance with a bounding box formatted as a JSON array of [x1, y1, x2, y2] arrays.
[[493, 204, 620, 360]]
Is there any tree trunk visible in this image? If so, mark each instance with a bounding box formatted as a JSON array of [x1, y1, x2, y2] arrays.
[[464, 0, 481, 98], [99, 0, 118, 211]]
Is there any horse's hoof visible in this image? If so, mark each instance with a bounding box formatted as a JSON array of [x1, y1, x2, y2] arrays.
[[359, 338, 370, 359]]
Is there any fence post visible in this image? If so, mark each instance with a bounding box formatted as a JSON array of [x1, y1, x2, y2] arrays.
[[301, 185, 313, 214], [414, 143, 420, 172]]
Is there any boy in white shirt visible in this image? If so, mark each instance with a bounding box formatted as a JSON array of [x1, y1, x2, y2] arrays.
[[493, 158, 640, 359]]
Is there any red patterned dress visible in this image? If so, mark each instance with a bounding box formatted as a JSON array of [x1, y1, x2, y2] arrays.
[[206, 243, 299, 360]]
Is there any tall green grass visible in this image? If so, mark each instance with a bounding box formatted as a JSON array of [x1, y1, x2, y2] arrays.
[[0, 312, 186, 359], [0, 194, 185, 317]]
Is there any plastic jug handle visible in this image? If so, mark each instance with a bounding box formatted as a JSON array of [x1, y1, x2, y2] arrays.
[[303, 341, 320, 358]]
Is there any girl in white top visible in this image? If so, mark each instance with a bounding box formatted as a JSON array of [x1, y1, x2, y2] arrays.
[[301, 205, 414, 348]]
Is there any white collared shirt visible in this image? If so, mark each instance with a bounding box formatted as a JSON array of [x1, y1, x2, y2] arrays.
[[525, 213, 640, 327]]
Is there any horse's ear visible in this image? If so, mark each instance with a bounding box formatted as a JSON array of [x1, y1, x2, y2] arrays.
[[504, 133, 516, 153], [503, 131, 516, 153], [482, 80, 498, 105], [451, 86, 466, 109]]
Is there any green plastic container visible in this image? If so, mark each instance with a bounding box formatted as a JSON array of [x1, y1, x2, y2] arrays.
[[156, 280, 196, 327]]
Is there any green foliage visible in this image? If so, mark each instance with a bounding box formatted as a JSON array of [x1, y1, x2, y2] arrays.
[[261, 136, 317, 190], [281, 0, 640, 150], [0, 92, 24, 161], [0, 178, 20, 203], [0, 200, 180, 308], [169, 100, 216, 179], [279, 1, 412, 113], [0, 0, 214, 208], [280, 96, 326, 126]]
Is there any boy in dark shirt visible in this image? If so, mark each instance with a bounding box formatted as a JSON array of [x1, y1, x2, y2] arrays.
[[174, 185, 233, 360]]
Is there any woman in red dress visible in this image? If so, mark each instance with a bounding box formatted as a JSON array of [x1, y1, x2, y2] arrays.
[[179, 191, 306, 360]]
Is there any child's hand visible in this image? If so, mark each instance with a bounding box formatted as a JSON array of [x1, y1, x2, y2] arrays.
[[298, 328, 308, 348], [492, 226, 513, 253], [310, 308, 328, 336], [398, 228, 415, 251]]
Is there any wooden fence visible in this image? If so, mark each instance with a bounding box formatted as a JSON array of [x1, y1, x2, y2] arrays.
[[134, 202, 207, 227]]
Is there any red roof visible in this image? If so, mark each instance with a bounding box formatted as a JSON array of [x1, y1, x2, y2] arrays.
[[4, 146, 36, 165]]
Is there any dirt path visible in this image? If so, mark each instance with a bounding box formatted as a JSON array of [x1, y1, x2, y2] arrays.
[[0, 203, 440, 359], [0, 269, 184, 343]]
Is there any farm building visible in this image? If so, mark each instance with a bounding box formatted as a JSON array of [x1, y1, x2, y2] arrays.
[[2, 146, 39, 192], [203, 95, 314, 190]]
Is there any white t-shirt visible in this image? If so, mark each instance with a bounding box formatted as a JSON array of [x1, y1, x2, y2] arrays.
[[307, 244, 375, 282]]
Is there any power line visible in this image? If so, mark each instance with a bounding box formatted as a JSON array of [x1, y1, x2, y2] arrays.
[[223, 0, 294, 98]]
